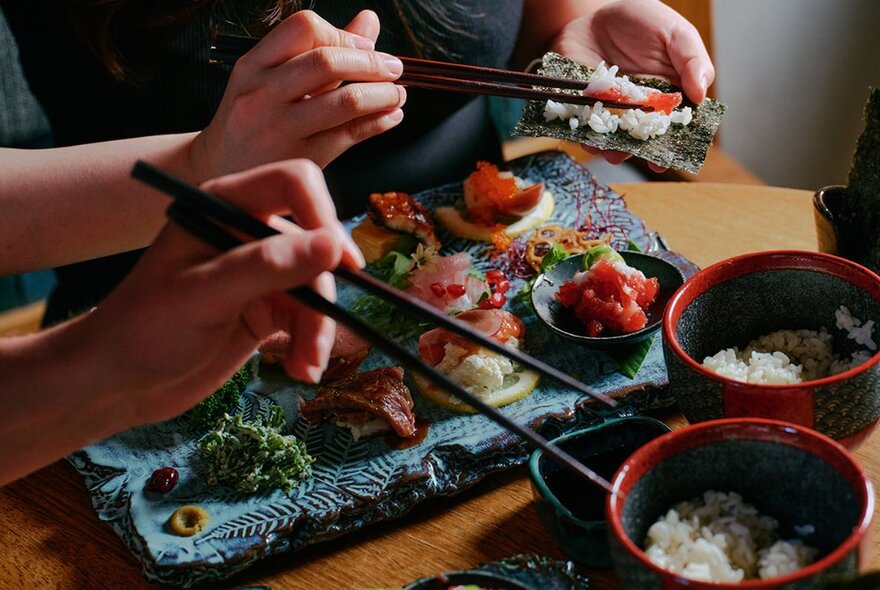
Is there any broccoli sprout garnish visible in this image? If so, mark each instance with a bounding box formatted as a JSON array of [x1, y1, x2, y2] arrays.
[[197, 406, 313, 494]]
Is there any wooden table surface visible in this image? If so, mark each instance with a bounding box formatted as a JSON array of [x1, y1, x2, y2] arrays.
[[4, 182, 875, 590]]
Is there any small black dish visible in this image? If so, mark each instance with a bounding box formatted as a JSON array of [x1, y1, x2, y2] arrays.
[[530, 251, 684, 349], [403, 571, 532, 590]]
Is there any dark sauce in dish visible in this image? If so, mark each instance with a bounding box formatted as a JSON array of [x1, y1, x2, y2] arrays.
[[543, 445, 635, 521]]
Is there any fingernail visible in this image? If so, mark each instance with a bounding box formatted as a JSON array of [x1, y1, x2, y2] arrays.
[[397, 85, 407, 106], [305, 365, 323, 384], [383, 55, 403, 77], [385, 109, 404, 124], [352, 36, 375, 50]]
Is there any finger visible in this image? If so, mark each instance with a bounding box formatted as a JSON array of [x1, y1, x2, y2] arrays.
[[344, 9, 381, 44], [244, 10, 374, 69], [307, 108, 404, 166], [303, 10, 384, 98], [287, 83, 406, 136], [667, 20, 714, 103], [186, 228, 342, 317], [603, 150, 632, 165], [286, 272, 336, 382], [270, 47, 402, 102], [647, 161, 668, 174], [203, 161, 364, 268]]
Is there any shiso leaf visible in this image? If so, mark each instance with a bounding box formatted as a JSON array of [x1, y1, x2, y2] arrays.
[[513, 53, 727, 174], [840, 87, 880, 271], [609, 334, 655, 379]]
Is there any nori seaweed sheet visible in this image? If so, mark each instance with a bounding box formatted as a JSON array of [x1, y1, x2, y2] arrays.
[[513, 53, 727, 174], [839, 88, 880, 271]]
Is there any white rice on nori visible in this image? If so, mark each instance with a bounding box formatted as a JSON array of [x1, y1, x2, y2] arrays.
[[645, 491, 817, 583]]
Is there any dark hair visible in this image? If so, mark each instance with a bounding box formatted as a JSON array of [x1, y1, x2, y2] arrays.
[[68, 0, 301, 80], [69, 0, 462, 80]]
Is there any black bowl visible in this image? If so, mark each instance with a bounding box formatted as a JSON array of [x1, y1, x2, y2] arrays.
[[531, 251, 684, 349]]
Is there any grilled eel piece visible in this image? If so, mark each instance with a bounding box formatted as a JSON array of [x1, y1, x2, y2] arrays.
[[368, 192, 442, 251], [300, 367, 416, 439]]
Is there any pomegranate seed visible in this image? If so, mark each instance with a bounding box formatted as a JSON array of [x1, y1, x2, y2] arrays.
[[587, 320, 604, 337], [494, 279, 510, 294], [446, 284, 466, 298], [147, 467, 179, 494], [479, 291, 507, 309], [485, 269, 505, 284], [430, 282, 446, 298], [478, 299, 494, 310]]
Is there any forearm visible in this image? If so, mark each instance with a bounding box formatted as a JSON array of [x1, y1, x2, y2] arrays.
[[0, 132, 200, 275], [0, 316, 134, 485], [513, 0, 616, 68]]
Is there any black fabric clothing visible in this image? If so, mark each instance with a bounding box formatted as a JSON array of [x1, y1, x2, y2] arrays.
[[2, 0, 524, 323]]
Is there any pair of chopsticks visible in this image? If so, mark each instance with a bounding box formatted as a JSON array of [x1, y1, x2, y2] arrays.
[[131, 161, 618, 495], [209, 34, 653, 111]]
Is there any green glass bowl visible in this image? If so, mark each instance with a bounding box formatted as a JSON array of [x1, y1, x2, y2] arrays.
[[528, 417, 672, 568]]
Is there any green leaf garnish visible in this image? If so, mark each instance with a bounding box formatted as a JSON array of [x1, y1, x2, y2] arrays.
[[608, 335, 655, 379], [540, 242, 569, 271], [626, 240, 643, 252]]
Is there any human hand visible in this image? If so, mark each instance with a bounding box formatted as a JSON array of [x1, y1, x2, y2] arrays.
[[81, 160, 355, 427], [191, 10, 406, 178], [551, 0, 714, 171]]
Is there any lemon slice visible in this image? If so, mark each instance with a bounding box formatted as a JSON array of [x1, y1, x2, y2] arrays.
[[412, 368, 540, 413], [435, 191, 555, 242]]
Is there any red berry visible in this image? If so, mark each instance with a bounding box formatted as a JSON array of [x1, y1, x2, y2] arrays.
[[147, 467, 179, 494], [485, 269, 505, 284], [446, 283, 466, 298], [494, 279, 510, 294], [480, 291, 506, 309], [430, 282, 446, 298], [478, 299, 494, 310]]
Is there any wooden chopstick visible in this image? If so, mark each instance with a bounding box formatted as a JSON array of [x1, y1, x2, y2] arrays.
[[208, 34, 653, 111], [139, 163, 615, 494], [131, 160, 616, 409]]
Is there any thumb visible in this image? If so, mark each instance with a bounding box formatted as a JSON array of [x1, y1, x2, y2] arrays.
[[667, 21, 715, 103], [190, 229, 342, 316]]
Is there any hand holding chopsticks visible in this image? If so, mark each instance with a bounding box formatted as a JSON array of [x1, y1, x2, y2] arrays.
[[210, 34, 654, 112], [132, 160, 619, 494]]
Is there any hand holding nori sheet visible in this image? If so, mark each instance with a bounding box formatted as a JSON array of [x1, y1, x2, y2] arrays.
[[514, 53, 727, 174]]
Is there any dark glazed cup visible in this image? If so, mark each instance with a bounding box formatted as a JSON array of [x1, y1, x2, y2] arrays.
[[528, 417, 671, 569], [403, 571, 532, 590], [814, 185, 847, 256], [662, 250, 880, 449], [606, 419, 874, 589]]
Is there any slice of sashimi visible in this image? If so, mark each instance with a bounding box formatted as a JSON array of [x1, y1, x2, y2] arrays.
[[586, 82, 682, 115]]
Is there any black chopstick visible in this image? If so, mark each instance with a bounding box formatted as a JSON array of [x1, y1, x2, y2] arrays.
[[208, 34, 653, 112], [145, 168, 614, 494], [132, 161, 616, 409]]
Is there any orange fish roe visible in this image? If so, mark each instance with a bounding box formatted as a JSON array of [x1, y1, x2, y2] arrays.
[[491, 227, 513, 251], [468, 161, 518, 212]]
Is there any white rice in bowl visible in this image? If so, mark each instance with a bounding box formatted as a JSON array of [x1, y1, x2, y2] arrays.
[[644, 491, 817, 583], [701, 305, 876, 384]]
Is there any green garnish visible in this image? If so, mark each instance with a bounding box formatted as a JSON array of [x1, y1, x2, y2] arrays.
[[581, 244, 625, 270], [609, 335, 655, 379], [626, 240, 643, 252], [515, 242, 570, 304], [350, 249, 432, 339], [185, 363, 253, 433], [197, 406, 313, 494]]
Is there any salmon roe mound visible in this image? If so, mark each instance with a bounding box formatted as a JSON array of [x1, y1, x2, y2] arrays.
[[469, 162, 518, 210]]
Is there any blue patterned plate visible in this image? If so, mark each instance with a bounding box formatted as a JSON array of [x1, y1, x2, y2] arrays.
[[68, 151, 697, 587]]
